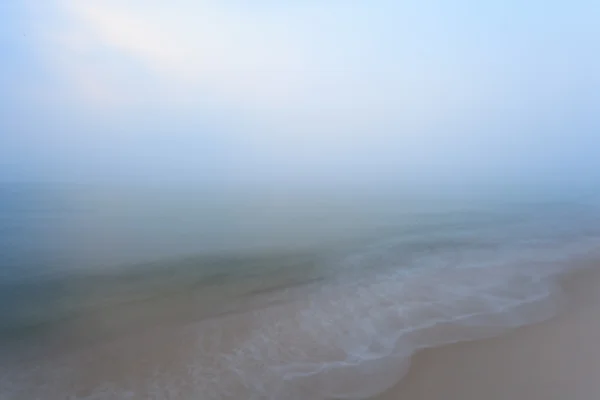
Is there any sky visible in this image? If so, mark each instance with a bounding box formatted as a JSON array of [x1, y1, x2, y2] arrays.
[[1, 0, 599, 188]]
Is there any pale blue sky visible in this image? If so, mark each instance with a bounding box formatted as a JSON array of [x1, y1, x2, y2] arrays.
[[1, 0, 599, 187]]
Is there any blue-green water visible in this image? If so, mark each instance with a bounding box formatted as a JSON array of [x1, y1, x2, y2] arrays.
[[1, 184, 600, 399]]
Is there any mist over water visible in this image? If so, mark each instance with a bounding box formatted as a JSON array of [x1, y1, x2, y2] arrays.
[[2, 183, 600, 399], [1, 0, 599, 397]]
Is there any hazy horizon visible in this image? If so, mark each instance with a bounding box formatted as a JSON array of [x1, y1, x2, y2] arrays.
[[3, 3, 600, 399], [2, 1, 599, 189]]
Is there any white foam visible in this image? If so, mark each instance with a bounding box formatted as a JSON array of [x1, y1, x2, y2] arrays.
[[207, 265, 566, 400], [1, 240, 598, 400]]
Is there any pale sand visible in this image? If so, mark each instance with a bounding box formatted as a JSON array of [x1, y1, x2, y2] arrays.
[[375, 266, 600, 400]]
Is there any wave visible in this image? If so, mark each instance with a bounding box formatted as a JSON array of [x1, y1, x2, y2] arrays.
[[2, 240, 598, 400], [187, 265, 569, 400]]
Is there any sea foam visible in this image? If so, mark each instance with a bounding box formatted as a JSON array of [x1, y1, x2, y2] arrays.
[[2, 237, 597, 400]]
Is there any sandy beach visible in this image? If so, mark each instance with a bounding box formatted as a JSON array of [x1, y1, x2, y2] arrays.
[[375, 265, 600, 400]]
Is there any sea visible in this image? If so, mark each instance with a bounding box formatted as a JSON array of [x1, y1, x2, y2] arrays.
[[1, 183, 600, 400]]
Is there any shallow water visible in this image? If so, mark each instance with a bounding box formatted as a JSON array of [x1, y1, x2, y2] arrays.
[[1, 184, 600, 399]]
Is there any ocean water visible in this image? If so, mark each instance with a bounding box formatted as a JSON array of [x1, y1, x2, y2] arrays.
[[1, 184, 600, 400]]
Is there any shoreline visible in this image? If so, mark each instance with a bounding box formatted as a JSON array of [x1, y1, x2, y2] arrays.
[[375, 265, 600, 400], [3, 262, 598, 399]]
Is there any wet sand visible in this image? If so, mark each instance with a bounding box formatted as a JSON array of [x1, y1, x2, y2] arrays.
[[4, 265, 599, 399], [376, 265, 600, 400]]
